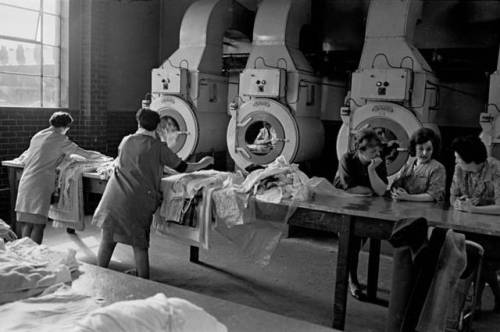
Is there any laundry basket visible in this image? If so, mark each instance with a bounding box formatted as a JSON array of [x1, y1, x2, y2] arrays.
[[446, 240, 484, 332]]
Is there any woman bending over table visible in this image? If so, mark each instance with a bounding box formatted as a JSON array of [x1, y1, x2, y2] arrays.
[[391, 128, 446, 202]]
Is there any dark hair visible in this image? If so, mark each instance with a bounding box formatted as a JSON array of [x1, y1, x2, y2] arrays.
[[49, 111, 73, 128], [136, 108, 160, 131], [409, 128, 441, 158], [354, 128, 381, 151], [451, 135, 487, 164]]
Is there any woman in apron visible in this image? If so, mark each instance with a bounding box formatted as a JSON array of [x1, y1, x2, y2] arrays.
[[15, 112, 102, 244], [93, 108, 213, 279]]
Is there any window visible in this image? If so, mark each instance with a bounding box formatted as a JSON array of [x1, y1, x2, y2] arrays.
[[0, 0, 65, 108]]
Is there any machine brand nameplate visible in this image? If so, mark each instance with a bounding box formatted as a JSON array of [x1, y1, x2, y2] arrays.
[[372, 104, 393, 113], [162, 96, 176, 104], [253, 101, 270, 108]]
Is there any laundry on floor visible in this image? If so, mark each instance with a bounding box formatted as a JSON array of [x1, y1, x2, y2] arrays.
[[0, 285, 227, 332], [0, 237, 77, 304]]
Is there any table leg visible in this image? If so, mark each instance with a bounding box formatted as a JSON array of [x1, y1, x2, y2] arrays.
[[7, 168, 19, 235], [367, 238, 381, 300], [190, 246, 199, 263], [333, 215, 354, 330]]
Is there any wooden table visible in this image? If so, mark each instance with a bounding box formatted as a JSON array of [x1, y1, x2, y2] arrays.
[[72, 263, 339, 332], [274, 193, 500, 330], [1, 160, 108, 234]]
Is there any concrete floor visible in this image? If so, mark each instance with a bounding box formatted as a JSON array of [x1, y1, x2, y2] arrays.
[[43, 222, 500, 331]]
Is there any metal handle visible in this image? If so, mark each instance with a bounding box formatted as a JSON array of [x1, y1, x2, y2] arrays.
[[237, 117, 252, 127]]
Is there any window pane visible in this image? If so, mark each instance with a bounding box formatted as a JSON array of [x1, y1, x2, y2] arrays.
[[0, 73, 41, 107], [43, 77, 59, 107], [42, 14, 60, 45], [43, 0, 60, 15], [42, 45, 59, 76], [0, 38, 41, 74], [0, 5, 41, 41], [0, 0, 41, 10]]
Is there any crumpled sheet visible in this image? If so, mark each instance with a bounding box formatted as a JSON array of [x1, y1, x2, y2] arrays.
[[0, 238, 77, 304], [0, 287, 227, 332], [0, 284, 100, 332], [153, 171, 243, 250], [73, 293, 227, 332], [50, 155, 113, 231], [211, 157, 312, 265], [236, 156, 310, 203]]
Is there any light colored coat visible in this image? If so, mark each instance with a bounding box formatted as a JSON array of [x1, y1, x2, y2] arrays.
[[15, 128, 81, 217]]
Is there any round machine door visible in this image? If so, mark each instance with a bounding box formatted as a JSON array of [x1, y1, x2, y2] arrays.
[[336, 102, 423, 175], [150, 95, 198, 160], [227, 99, 299, 170]]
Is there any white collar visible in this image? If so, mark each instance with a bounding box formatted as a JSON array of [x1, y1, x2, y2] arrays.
[[136, 128, 157, 139]]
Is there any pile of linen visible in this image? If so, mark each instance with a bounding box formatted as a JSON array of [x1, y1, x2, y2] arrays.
[[49, 154, 113, 231], [153, 170, 243, 249], [0, 237, 77, 304], [0, 287, 227, 332]]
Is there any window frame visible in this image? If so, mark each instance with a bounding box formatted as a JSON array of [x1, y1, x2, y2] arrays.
[[0, 0, 68, 109]]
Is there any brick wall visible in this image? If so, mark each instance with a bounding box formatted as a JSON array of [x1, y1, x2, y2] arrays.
[[106, 111, 138, 157]]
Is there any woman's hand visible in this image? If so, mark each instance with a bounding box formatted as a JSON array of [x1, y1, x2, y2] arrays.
[[368, 157, 383, 171], [454, 196, 473, 212], [391, 187, 410, 201]]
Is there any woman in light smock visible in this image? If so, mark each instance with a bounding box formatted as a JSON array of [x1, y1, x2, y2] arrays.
[[15, 112, 102, 244], [391, 128, 446, 202], [93, 109, 213, 279]]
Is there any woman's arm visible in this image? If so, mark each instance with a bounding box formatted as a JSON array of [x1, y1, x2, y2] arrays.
[[184, 156, 214, 172], [469, 205, 500, 215], [367, 158, 387, 196], [392, 189, 434, 202]]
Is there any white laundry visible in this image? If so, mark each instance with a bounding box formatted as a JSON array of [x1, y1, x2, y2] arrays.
[[0, 219, 13, 239], [0, 284, 99, 332], [50, 154, 113, 231], [6, 237, 78, 272], [154, 171, 242, 249], [0, 238, 76, 304], [72, 293, 227, 332]]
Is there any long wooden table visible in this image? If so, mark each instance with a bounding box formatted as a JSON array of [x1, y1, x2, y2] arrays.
[[71, 263, 339, 332], [4, 160, 500, 330], [277, 193, 500, 329]]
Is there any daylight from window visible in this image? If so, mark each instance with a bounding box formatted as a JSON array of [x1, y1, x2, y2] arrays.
[[0, 0, 62, 108]]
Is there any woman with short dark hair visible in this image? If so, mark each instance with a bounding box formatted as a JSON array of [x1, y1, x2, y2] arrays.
[[391, 128, 446, 202], [93, 108, 214, 279], [15, 111, 102, 244], [333, 128, 388, 300], [450, 135, 500, 311], [334, 128, 388, 196], [450, 135, 500, 213]]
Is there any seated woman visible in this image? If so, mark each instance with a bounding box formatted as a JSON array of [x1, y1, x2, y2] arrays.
[[334, 128, 388, 196], [334, 129, 388, 299], [450, 135, 500, 311], [391, 128, 446, 202]]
